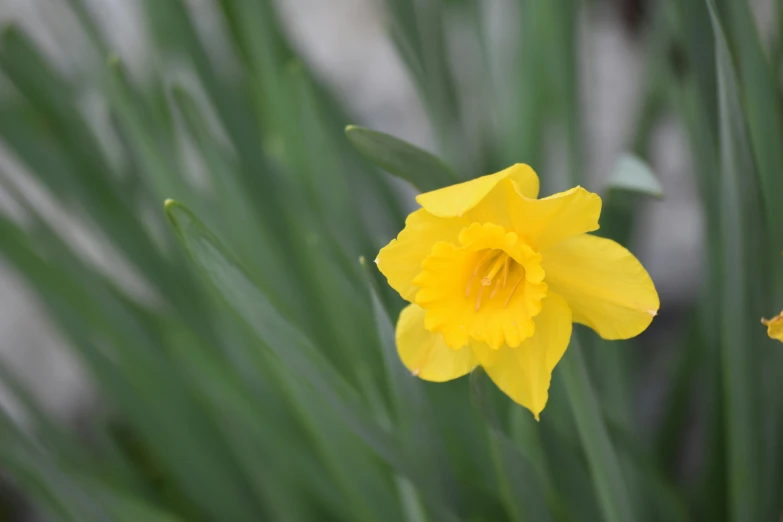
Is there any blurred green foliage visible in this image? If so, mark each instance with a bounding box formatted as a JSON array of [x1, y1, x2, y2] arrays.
[[0, 0, 781, 521]]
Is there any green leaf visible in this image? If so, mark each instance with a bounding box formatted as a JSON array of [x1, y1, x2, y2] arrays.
[[104, 55, 185, 203], [559, 339, 636, 522], [671, 8, 727, 515], [375, 0, 462, 165], [545, 0, 581, 187], [0, 208, 271, 522], [721, 0, 783, 293], [605, 154, 663, 198], [170, 84, 295, 310], [469, 368, 554, 522], [718, 5, 783, 513], [0, 438, 104, 522], [360, 257, 459, 522], [164, 200, 402, 466], [0, 26, 168, 286], [345, 125, 457, 192], [605, 420, 692, 522], [81, 483, 184, 522], [598, 153, 663, 246], [706, 2, 763, 522]]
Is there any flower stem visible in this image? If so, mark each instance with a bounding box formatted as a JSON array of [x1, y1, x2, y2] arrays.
[[560, 338, 636, 522]]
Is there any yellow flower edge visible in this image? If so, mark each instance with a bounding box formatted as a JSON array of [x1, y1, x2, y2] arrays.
[[377, 164, 660, 419], [762, 311, 783, 342]]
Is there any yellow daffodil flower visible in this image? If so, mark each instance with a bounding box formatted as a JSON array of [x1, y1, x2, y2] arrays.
[[761, 312, 783, 342], [376, 164, 660, 419]]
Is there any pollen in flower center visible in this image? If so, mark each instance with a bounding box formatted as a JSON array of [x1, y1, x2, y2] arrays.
[[413, 222, 548, 350], [466, 250, 526, 311]]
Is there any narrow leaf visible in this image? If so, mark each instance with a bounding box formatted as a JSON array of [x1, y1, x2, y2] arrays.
[[559, 339, 636, 522], [706, 2, 762, 521], [469, 368, 554, 522], [360, 257, 458, 522], [164, 200, 402, 466], [345, 125, 457, 192], [722, 0, 783, 287]]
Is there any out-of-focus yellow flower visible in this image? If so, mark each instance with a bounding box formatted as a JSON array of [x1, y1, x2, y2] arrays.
[[376, 164, 659, 419], [761, 312, 783, 342]]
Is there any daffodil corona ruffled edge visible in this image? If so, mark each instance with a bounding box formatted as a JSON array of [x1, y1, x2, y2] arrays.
[[377, 164, 659, 419]]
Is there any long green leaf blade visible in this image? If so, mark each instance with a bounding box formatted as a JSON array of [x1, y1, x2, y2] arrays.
[[722, 0, 783, 290], [559, 340, 636, 522], [469, 368, 554, 522], [164, 199, 403, 465], [706, 2, 762, 521], [345, 125, 458, 192]]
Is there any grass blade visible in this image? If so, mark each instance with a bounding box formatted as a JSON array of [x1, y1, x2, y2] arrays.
[[469, 368, 555, 522], [345, 125, 458, 192], [361, 257, 460, 522], [721, 0, 783, 294], [706, 2, 762, 520], [559, 339, 636, 522], [163, 200, 402, 466]]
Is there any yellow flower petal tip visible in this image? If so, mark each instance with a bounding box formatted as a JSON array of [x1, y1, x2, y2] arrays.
[[761, 311, 783, 342], [377, 164, 659, 417]]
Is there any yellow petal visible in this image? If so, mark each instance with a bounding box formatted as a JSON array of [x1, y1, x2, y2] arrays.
[[377, 165, 543, 301], [416, 164, 539, 218], [376, 209, 466, 301], [761, 311, 783, 342], [474, 293, 572, 419], [542, 234, 659, 340], [509, 187, 602, 251], [396, 304, 478, 381], [470, 340, 499, 367]]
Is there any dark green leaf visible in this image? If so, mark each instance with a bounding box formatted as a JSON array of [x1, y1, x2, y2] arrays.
[[706, 2, 762, 520], [164, 200, 403, 466], [361, 257, 459, 522], [559, 340, 636, 522], [469, 368, 554, 522]]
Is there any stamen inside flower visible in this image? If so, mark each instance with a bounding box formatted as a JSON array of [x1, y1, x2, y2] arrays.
[[465, 250, 495, 297], [466, 251, 527, 311], [413, 222, 548, 350], [481, 253, 507, 286], [503, 278, 523, 308]]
